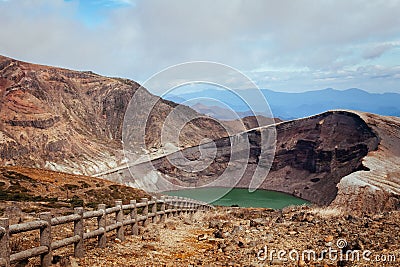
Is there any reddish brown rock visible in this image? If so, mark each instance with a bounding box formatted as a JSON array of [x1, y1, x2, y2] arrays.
[[0, 55, 230, 175]]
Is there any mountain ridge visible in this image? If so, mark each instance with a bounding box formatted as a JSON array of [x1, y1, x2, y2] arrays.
[[164, 87, 400, 120], [0, 55, 231, 175]]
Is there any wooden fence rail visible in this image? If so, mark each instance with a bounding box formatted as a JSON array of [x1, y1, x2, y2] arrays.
[[0, 196, 213, 267]]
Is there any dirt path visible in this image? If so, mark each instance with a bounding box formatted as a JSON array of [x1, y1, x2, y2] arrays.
[[78, 213, 218, 266]]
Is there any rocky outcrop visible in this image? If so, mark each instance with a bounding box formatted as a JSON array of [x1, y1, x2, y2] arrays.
[[0, 55, 229, 175], [111, 110, 400, 213], [253, 111, 380, 206], [331, 112, 400, 213]]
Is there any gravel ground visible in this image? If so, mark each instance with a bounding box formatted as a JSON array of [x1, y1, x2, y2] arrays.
[[45, 206, 400, 267]]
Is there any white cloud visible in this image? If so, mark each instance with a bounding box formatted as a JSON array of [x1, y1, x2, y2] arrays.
[[362, 42, 400, 60], [0, 0, 399, 93]]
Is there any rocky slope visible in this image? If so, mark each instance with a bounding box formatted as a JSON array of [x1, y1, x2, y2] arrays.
[[0, 55, 230, 175], [0, 166, 149, 224], [59, 207, 400, 266], [110, 110, 400, 213]]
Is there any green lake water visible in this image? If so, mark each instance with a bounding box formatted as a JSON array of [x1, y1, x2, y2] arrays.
[[165, 188, 309, 209]]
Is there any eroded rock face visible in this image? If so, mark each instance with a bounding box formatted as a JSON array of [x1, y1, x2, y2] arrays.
[[117, 110, 400, 213], [331, 112, 400, 213], [250, 111, 379, 205], [0, 55, 229, 175]]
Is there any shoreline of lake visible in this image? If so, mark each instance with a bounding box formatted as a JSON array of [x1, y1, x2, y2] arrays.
[[164, 187, 310, 209]]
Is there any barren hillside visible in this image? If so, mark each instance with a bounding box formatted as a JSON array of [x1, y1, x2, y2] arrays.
[[0, 55, 230, 175], [0, 166, 149, 218]]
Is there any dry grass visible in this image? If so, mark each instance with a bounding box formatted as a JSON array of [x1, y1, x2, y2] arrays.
[[0, 166, 150, 212]]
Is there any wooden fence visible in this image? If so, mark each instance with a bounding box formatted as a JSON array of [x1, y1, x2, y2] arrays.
[[0, 196, 213, 267]]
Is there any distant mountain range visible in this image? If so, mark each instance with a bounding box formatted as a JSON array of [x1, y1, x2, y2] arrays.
[[163, 88, 400, 120]]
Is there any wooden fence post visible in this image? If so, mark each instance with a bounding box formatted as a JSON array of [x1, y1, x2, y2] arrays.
[[115, 200, 125, 241], [151, 197, 158, 224], [189, 201, 194, 218], [175, 197, 180, 216], [0, 197, 212, 266], [191, 201, 195, 212], [0, 218, 10, 267], [180, 197, 185, 216], [74, 207, 84, 258], [39, 212, 52, 267], [184, 198, 189, 215], [175, 196, 180, 216], [141, 198, 149, 227], [170, 197, 175, 218], [176, 197, 181, 216], [180, 197, 184, 215], [97, 204, 106, 248], [188, 199, 192, 214], [130, 200, 138, 235], [183, 198, 188, 215], [165, 197, 174, 218], [160, 196, 166, 223]]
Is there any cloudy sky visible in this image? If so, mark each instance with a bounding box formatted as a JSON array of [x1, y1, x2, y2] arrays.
[[1, 0, 399, 93]]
